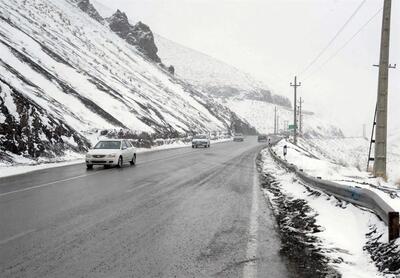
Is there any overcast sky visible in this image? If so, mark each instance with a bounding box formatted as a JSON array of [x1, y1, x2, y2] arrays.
[[94, 0, 399, 136]]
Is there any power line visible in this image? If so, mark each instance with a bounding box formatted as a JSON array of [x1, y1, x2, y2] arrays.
[[298, 0, 367, 76], [303, 7, 383, 81]]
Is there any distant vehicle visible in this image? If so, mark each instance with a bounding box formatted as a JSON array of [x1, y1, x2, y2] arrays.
[[257, 134, 268, 142], [86, 139, 136, 169], [233, 133, 244, 142], [192, 134, 210, 148]]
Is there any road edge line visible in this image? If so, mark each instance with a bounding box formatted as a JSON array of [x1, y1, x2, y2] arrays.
[[242, 163, 259, 278]]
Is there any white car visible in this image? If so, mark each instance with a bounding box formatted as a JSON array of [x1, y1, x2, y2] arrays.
[[192, 134, 211, 148], [85, 139, 136, 169], [233, 133, 244, 142]]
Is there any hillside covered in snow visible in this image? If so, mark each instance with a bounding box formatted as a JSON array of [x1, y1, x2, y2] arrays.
[[0, 0, 256, 164], [155, 35, 343, 138]]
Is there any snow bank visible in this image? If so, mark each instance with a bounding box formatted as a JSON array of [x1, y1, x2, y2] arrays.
[[261, 149, 385, 277], [272, 138, 400, 212]]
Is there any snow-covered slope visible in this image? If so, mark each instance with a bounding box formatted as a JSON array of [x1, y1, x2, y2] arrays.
[[155, 35, 264, 91], [0, 0, 254, 163], [225, 99, 343, 138], [155, 35, 343, 138], [156, 35, 291, 107]]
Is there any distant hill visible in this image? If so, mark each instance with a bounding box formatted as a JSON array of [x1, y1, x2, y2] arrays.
[[155, 34, 343, 138]]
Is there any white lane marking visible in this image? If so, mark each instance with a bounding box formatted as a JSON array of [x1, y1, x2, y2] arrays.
[[0, 229, 36, 245], [0, 150, 194, 198], [0, 172, 101, 198], [125, 182, 153, 193], [0, 143, 226, 198], [243, 172, 259, 278]]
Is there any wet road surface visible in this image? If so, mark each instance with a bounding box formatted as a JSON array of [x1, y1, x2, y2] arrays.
[[0, 137, 288, 278]]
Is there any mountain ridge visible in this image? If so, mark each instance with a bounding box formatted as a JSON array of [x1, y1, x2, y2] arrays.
[[0, 0, 256, 164], [155, 33, 343, 138]]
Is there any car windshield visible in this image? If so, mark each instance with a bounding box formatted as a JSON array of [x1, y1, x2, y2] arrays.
[[94, 141, 121, 149], [194, 135, 207, 139]]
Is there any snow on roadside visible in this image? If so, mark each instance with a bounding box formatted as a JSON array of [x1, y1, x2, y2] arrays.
[[272, 138, 400, 212], [0, 138, 232, 178], [260, 149, 385, 278]]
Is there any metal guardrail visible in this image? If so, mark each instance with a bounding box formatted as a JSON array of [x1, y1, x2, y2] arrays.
[[267, 145, 399, 242]]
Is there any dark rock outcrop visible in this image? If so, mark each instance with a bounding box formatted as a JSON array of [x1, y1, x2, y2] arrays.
[[0, 79, 90, 160], [108, 10, 161, 63], [77, 0, 104, 23], [167, 65, 175, 75]]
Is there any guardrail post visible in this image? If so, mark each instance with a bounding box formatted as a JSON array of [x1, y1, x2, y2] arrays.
[[388, 211, 399, 241]]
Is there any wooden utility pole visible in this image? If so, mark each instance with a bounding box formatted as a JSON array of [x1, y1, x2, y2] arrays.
[[299, 98, 304, 136], [374, 0, 393, 178], [290, 76, 301, 145], [274, 106, 277, 134], [277, 114, 280, 134]]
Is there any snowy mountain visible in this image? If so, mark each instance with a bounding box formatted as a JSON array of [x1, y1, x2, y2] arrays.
[[0, 0, 255, 163], [155, 35, 343, 138], [155, 35, 265, 91], [224, 99, 343, 138], [156, 35, 291, 108]]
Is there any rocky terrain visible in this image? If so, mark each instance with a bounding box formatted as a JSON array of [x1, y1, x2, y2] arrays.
[[0, 0, 255, 164], [107, 9, 161, 63]]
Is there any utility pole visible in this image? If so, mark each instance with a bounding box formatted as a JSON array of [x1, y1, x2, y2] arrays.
[[277, 114, 280, 134], [290, 76, 301, 145], [373, 0, 393, 178], [274, 106, 277, 134], [299, 98, 304, 136]]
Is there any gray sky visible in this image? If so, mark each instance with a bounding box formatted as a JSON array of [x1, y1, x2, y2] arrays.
[[94, 0, 400, 136]]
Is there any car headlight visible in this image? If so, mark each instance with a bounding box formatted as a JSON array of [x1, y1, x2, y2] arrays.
[[107, 154, 116, 158], [86, 154, 92, 158]]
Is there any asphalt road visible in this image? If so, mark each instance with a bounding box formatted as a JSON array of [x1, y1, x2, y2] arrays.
[[0, 137, 288, 278]]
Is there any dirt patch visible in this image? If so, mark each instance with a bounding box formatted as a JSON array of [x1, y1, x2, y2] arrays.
[[364, 226, 400, 275], [257, 156, 341, 278]]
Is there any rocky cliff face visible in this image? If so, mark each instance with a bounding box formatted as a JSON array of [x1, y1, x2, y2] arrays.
[[0, 0, 256, 164], [75, 0, 162, 64], [108, 10, 161, 63], [0, 78, 90, 162], [77, 0, 104, 23]]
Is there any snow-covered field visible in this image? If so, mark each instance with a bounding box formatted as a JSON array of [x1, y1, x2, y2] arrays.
[[261, 150, 386, 277]]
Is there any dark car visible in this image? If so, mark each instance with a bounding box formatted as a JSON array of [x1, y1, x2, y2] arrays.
[[257, 134, 268, 142]]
